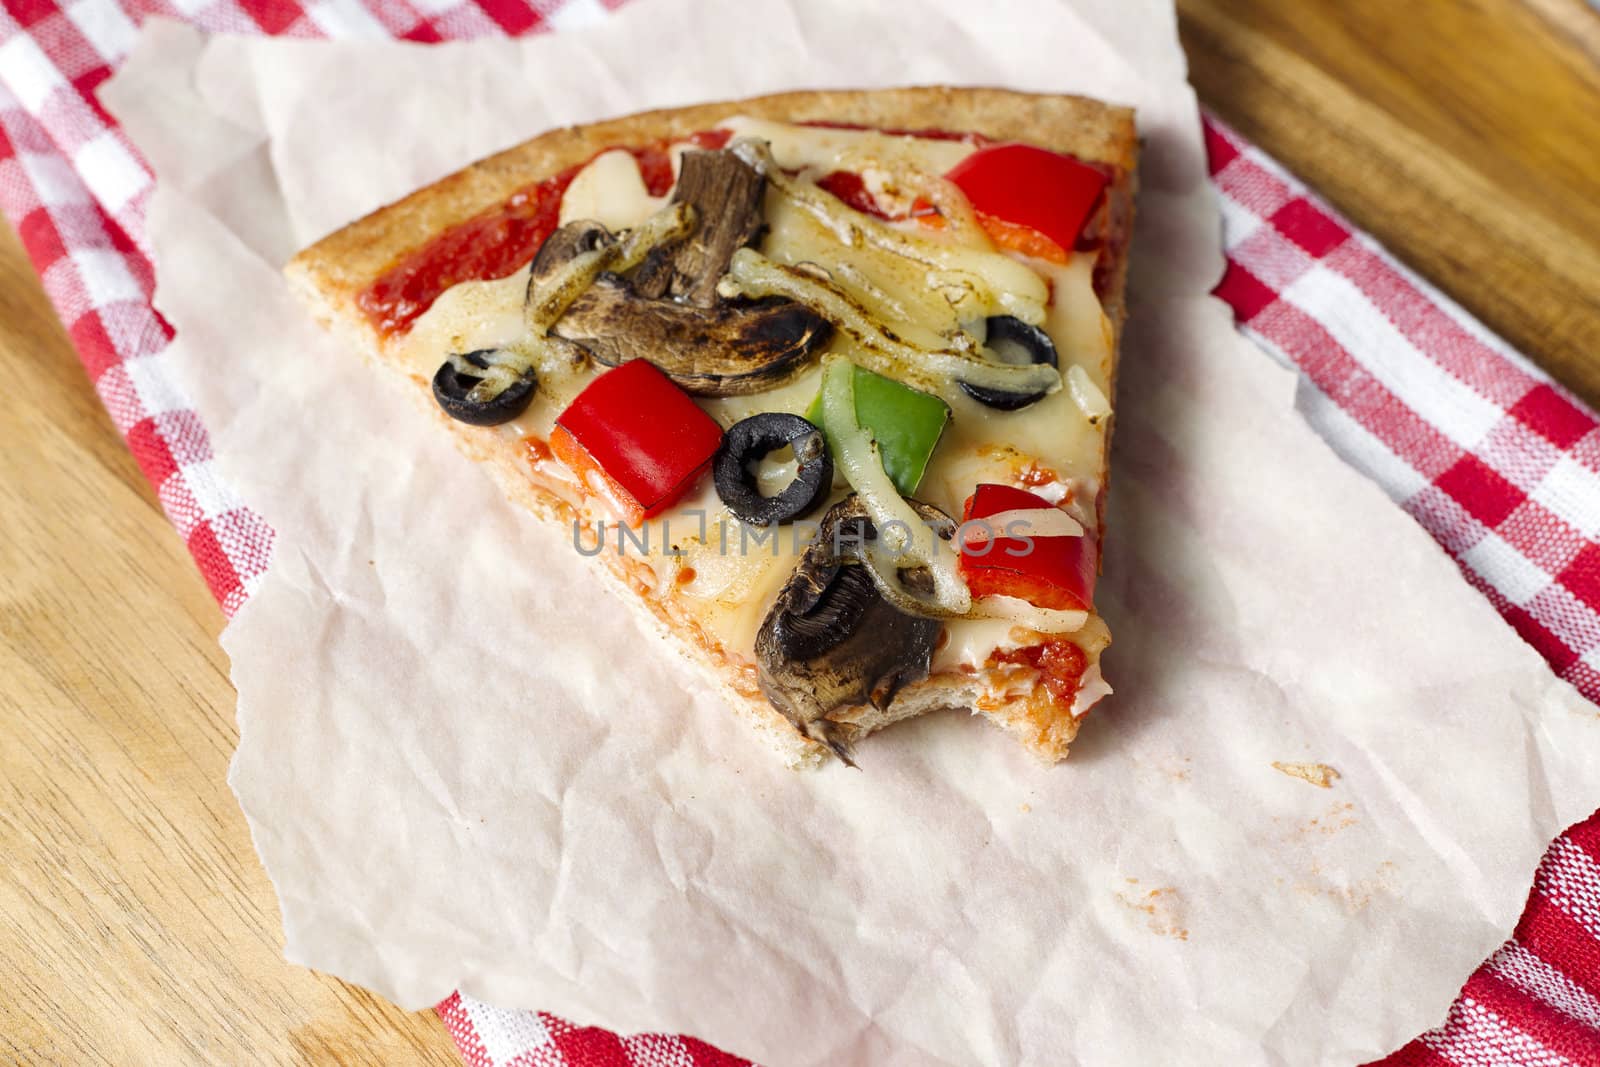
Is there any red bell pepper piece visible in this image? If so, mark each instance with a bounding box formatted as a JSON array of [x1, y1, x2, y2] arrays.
[[945, 143, 1109, 263], [816, 171, 892, 220], [816, 170, 943, 227], [959, 484, 1097, 611], [552, 361, 723, 526]]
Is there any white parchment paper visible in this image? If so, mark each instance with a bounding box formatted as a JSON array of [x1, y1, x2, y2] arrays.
[[103, 2, 1600, 1063]]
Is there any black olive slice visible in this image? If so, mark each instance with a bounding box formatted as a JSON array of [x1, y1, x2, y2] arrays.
[[431, 349, 538, 426], [958, 315, 1059, 411], [713, 412, 833, 525]]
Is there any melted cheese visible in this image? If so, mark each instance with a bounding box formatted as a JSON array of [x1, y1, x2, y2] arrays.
[[396, 121, 1117, 671], [557, 148, 666, 230], [759, 189, 960, 350], [932, 618, 1031, 673]]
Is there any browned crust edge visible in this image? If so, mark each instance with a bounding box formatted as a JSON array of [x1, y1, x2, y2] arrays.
[[284, 87, 1138, 766]]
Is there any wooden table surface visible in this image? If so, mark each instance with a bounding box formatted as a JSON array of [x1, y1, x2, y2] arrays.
[[3, 3, 1598, 1064]]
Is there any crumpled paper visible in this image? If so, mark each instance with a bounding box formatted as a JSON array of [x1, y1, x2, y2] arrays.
[[101, 1, 1600, 1063]]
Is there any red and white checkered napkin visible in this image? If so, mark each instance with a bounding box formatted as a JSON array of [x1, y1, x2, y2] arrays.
[[2, 2, 1598, 1064]]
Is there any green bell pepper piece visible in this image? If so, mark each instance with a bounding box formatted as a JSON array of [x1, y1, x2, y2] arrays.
[[806, 364, 950, 496]]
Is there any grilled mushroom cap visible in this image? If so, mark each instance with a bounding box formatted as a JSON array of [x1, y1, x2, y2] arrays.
[[555, 278, 830, 395], [533, 150, 832, 397], [530, 218, 614, 276], [631, 149, 767, 308], [755, 494, 945, 764]]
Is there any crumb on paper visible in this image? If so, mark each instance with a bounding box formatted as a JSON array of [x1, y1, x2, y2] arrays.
[[1297, 801, 1358, 838], [1291, 860, 1397, 914], [1272, 761, 1340, 788], [1114, 885, 1189, 941], [1018, 802, 1031, 814]]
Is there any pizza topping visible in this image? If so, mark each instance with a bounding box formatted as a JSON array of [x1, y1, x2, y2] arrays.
[[537, 151, 834, 397], [431, 348, 539, 426], [726, 117, 978, 176], [804, 363, 948, 496], [525, 203, 697, 331], [551, 360, 724, 526], [631, 149, 766, 307], [820, 358, 970, 618], [360, 129, 733, 337], [359, 162, 582, 336], [958, 315, 1060, 411], [959, 483, 1098, 612], [965, 594, 1089, 634], [430, 202, 699, 425], [993, 638, 1091, 706], [814, 170, 895, 220], [755, 494, 943, 764], [730, 138, 1051, 325], [1065, 363, 1112, 423], [557, 148, 664, 233], [712, 413, 833, 526], [722, 248, 1061, 400], [944, 142, 1110, 257], [553, 277, 831, 397]]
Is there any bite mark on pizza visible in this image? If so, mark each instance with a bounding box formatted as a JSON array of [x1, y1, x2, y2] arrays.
[[285, 87, 1138, 768]]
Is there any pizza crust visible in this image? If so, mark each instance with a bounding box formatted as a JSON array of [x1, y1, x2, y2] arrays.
[[285, 87, 1137, 767]]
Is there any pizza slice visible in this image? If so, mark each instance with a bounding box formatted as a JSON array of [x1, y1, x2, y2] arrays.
[[285, 88, 1137, 767]]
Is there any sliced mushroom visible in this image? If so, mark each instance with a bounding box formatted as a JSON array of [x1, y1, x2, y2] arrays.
[[525, 154, 830, 397], [530, 219, 614, 281], [756, 494, 944, 764], [553, 277, 831, 395], [632, 149, 766, 307]]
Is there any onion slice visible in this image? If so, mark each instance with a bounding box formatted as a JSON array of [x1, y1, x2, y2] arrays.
[[726, 249, 1061, 399], [821, 358, 971, 617], [969, 594, 1088, 634], [1066, 364, 1112, 423], [508, 201, 698, 379], [960, 507, 1085, 544]]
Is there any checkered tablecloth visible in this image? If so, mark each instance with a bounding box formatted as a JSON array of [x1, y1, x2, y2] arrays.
[[3, 2, 1599, 1064]]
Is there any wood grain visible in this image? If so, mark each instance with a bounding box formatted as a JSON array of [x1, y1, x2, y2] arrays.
[[1178, 0, 1600, 408], [2, 4, 1598, 1063], [0, 218, 456, 1064]]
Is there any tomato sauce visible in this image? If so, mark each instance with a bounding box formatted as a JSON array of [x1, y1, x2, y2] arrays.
[[993, 639, 1089, 705], [358, 128, 731, 337], [520, 435, 553, 467], [814, 171, 891, 220]]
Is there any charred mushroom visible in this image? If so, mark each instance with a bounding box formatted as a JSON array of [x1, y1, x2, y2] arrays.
[[755, 495, 946, 764], [632, 149, 767, 307], [530, 218, 615, 278], [555, 279, 831, 395], [533, 150, 833, 397]]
